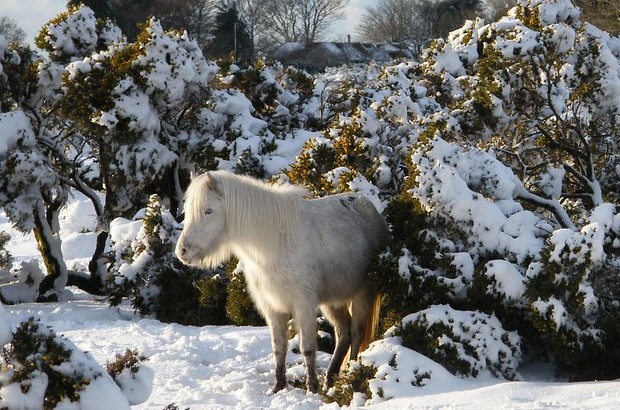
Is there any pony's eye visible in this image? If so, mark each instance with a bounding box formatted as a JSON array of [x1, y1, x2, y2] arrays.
[[205, 208, 213, 215]]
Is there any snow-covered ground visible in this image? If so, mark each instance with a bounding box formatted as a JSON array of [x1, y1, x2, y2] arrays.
[[2, 195, 620, 409]]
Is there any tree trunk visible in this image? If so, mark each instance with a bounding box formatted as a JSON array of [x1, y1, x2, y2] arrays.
[[71, 173, 108, 294], [34, 201, 68, 301], [84, 230, 108, 295]]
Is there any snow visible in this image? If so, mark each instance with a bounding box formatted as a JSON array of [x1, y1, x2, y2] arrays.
[[0, 111, 36, 156], [413, 136, 546, 263], [43, 6, 98, 59], [0, 303, 11, 346], [2, 190, 620, 409], [483, 260, 526, 302]]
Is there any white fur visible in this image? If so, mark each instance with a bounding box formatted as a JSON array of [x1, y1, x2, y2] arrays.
[[176, 170, 388, 392]]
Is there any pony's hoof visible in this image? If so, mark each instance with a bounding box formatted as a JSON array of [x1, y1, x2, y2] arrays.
[[268, 381, 287, 394], [323, 374, 336, 391], [306, 379, 319, 393]]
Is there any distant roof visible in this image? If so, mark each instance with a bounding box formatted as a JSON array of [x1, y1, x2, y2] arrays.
[[273, 41, 413, 70]]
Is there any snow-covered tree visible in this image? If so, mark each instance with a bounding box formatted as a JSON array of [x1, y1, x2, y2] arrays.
[[0, 32, 72, 299], [61, 13, 217, 219], [0, 7, 125, 299]]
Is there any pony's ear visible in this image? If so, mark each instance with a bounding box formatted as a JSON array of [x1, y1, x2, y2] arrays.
[[205, 172, 222, 196]]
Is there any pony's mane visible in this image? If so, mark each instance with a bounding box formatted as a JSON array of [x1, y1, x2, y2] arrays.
[[186, 171, 308, 267]]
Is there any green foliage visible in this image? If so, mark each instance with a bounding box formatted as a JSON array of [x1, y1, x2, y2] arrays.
[[154, 266, 229, 326], [395, 319, 477, 377], [226, 63, 279, 121], [196, 275, 229, 325], [316, 317, 335, 354], [234, 147, 266, 178], [0, 231, 11, 270], [60, 39, 146, 141], [225, 269, 265, 327], [287, 138, 338, 195], [525, 234, 620, 379], [0, 318, 93, 409], [106, 349, 148, 379], [368, 248, 414, 336], [288, 114, 377, 196], [325, 362, 378, 406], [0, 44, 39, 111], [35, 5, 83, 60], [205, 4, 252, 63], [369, 192, 468, 335], [393, 308, 521, 380]]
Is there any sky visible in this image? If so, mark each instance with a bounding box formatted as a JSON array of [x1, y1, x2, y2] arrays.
[[1, 0, 67, 45], [0, 0, 374, 46]]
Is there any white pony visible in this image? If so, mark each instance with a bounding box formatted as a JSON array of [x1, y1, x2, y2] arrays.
[[175, 170, 388, 393]]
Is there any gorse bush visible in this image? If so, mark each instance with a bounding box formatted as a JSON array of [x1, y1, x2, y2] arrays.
[[315, 1, 620, 401], [0, 232, 11, 271], [225, 265, 265, 327], [106, 349, 148, 379], [393, 306, 521, 379], [0, 317, 140, 409], [0, 318, 91, 409]]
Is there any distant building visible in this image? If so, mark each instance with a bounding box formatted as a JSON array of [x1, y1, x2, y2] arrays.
[[272, 41, 413, 71]]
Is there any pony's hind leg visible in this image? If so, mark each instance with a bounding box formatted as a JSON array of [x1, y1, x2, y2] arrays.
[[265, 310, 290, 394], [320, 304, 352, 389], [349, 285, 377, 361]]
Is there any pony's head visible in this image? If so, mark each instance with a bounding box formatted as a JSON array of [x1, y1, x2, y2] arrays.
[[175, 172, 231, 268]]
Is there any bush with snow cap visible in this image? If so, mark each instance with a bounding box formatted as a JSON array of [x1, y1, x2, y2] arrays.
[[393, 305, 521, 379], [287, 63, 420, 210], [329, 306, 520, 406], [526, 204, 620, 378], [106, 349, 153, 406], [0, 317, 137, 410]]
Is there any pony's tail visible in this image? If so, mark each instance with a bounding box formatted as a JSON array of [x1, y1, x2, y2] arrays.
[[360, 293, 381, 353]]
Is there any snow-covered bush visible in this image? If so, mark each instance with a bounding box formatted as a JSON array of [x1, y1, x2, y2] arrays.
[[330, 305, 521, 406], [287, 63, 421, 210], [526, 204, 620, 378], [393, 305, 521, 379], [107, 194, 177, 314], [0, 109, 70, 299], [61, 13, 217, 219], [0, 232, 10, 275], [364, 0, 620, 382], [35, 5, 101, 63], [0, 317, 135, 409], [106, 349, 153, 406], [0, 260, 45, 304], [418, 0, 620, 221], [397, 134, 620, 378]]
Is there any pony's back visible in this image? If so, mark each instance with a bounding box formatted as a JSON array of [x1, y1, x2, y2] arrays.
[[296, 193, 387, 304]]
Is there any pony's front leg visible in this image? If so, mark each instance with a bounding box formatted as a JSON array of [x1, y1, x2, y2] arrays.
[[295, 308, 319, 393], [266, 310, 289, 394]]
